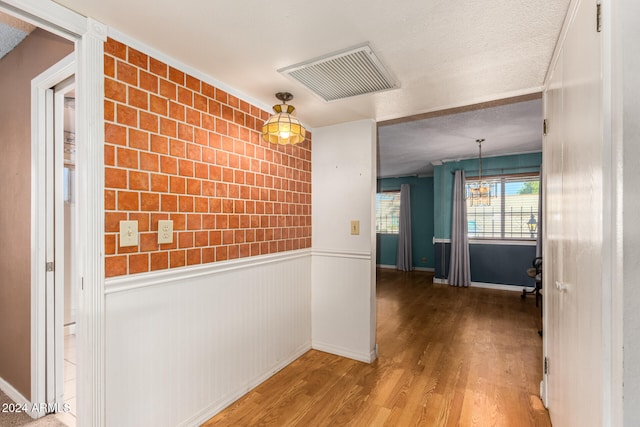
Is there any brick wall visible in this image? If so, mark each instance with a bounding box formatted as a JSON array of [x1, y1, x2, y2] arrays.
[[103, 38, 312, 277]]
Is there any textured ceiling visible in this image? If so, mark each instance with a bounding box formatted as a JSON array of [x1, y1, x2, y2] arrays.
[[0, 11, 35, 60], [29, 0, 568, 177], [378, 97, 543, 177]]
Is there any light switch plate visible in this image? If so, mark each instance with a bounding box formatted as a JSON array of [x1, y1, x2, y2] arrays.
[[119, 220, 139, 247], [158, 220, 173, 244], [350, 220, 360, 235]]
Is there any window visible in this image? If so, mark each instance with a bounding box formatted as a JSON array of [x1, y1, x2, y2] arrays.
[[466, 174, 539, 240], [376, 191, 401, 234]]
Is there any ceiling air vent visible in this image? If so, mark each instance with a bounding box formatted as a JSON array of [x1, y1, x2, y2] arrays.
[[278, 43, 398, 102]]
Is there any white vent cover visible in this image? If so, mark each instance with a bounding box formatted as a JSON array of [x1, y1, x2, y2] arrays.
[[278, 43, 398, 102]]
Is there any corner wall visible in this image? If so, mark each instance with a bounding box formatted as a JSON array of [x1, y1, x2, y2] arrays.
[[311, 120, 377, 362], [102, 34, 313, 425], [0, 29, 73, 401]]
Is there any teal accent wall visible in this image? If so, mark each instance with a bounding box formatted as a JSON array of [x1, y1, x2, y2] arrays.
[[433, 152, 542, 239], [376, 176, 434, 269]]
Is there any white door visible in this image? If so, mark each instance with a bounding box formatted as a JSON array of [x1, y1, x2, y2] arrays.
[[44, 75, 76, 411], [543, 0, 603, 425]]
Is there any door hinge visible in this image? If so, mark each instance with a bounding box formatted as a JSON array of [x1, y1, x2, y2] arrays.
[[543, 119, 548, 136], [544, 357, 549, 375], [597, 3, 602, 32], [46, 261, 55, 272]]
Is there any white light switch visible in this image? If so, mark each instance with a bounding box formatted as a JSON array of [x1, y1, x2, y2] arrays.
[[158, 220, 173, 244], [119, 220, 139, 247], [350, 220, 360, 235]]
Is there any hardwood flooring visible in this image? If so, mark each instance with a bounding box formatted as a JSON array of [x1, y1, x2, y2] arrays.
[[202, 269, 550, 426]]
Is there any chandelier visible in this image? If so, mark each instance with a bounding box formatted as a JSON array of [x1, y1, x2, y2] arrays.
[[469, 138, 491, 206], [262, 92, 306, 145]]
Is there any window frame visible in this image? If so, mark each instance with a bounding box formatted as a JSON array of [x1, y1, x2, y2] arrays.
[[465, 172, 540, 242], [376, 190, 401, 234]]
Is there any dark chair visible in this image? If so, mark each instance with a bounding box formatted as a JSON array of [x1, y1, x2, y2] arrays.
[[522, 256, 542, 307]]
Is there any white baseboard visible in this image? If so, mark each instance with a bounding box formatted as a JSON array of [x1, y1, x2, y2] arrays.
[[0, 376, 37, 419], [377, 264, 435, 272], [312, 341, 376, 364], [180, 342, 312, 427], [432, 278, 533, 292]]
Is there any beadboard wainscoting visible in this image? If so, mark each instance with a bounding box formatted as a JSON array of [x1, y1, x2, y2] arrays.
[[311, 250, 377, 363], [104, 250, 311, 427]]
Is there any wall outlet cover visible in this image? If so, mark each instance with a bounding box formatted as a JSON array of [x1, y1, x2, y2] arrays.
[[119, 220, 138, 247], [158, 220, 173, 244]]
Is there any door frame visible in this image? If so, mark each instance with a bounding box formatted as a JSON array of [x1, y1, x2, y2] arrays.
[[0, 0, 107, 423], [31, 57, 75, 416]]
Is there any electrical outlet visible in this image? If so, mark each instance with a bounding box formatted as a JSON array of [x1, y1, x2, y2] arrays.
[[119, 220, 138, 247], [158, 220, 173, 244]]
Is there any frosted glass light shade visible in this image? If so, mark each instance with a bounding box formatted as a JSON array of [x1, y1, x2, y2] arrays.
[[262, 103, 306, 145]]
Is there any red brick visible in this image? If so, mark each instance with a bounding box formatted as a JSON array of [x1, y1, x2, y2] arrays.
[[128, 86, 148, 109], [129, 170, 149, 190], [116, 104, 137, 127], [140, 193, 159, 211], [187, 178, 201, 195], [128, 47, 148, 69], [179, 195, 194, 212], [187, 213, 201, 230], [105, 212, 127, 232], [105, 167, 127, 189], [168, 67, 185, 85], [161, 194, 178, 212], [215, 246, 228, 262], [186, 248, 201, 265], [151, 173, 168, 192], [129, 128, 149, 150], [116, 60, 137, 86], [178, 231, 193, 248], [161, 156, 177, 174], [151, 251, 168, 271], [105, 255, 127, 277], [160, 117, 177, 137], [129, 212, 150, 231], [150, 94, 168, 115], [170, 250, 186, 268], [140, 111, 159, 133], [105, 38, 127, 59], [105, 190, 116, 210], [178, 87, 193, 107], [117, 191, 139, 211], [170, 176, 186, 194], [140, 233, 158, 252], [140, 152, 159, 172], [105, 123, 127, 146], [117, 147, 138, 169], [151, 134, 169, 154], [159, 79, 177, 100], [149, 57, 167, 78], [179, 159, 194, 177]]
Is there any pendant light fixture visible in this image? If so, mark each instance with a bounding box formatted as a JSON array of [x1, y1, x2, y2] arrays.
[[469, 138, 491, 206], [262, 92, 306, 145]]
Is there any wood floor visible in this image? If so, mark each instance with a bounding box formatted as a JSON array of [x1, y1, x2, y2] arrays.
[[203, 269, 550, 426]]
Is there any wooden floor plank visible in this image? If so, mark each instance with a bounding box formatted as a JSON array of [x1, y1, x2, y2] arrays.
[[202, 270, 550, 426]]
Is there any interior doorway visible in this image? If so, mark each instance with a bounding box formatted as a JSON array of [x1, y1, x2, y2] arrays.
[[32, 54, 78, 425]]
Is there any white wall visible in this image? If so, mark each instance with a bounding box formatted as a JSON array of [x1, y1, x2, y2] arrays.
[[621, 0, 640, 424], [311, 120, 377, 362], [104, 251, 311, 427]]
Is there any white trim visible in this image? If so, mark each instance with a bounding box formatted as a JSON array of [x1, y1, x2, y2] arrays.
[[433, 277, 533, 293], [377, 264, 396, 270], [376, 264, 435, 272], [178, 342, 311, 427], [75, 18, 107, 427], [107, 28, 273, 114], [311, 249, 372, 260], [0, 0, 85, 39], [0, 376, 34, 418], [312, 341, 376, 364], [31, 53, 76, 420], [105, 249, 311, 294], [376, 86, 543, 123], [433, 238, 536, 246]]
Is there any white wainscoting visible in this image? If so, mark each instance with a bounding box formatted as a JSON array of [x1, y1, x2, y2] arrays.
[[311, 250, 376, 363], [104, 250, 311, 427]]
